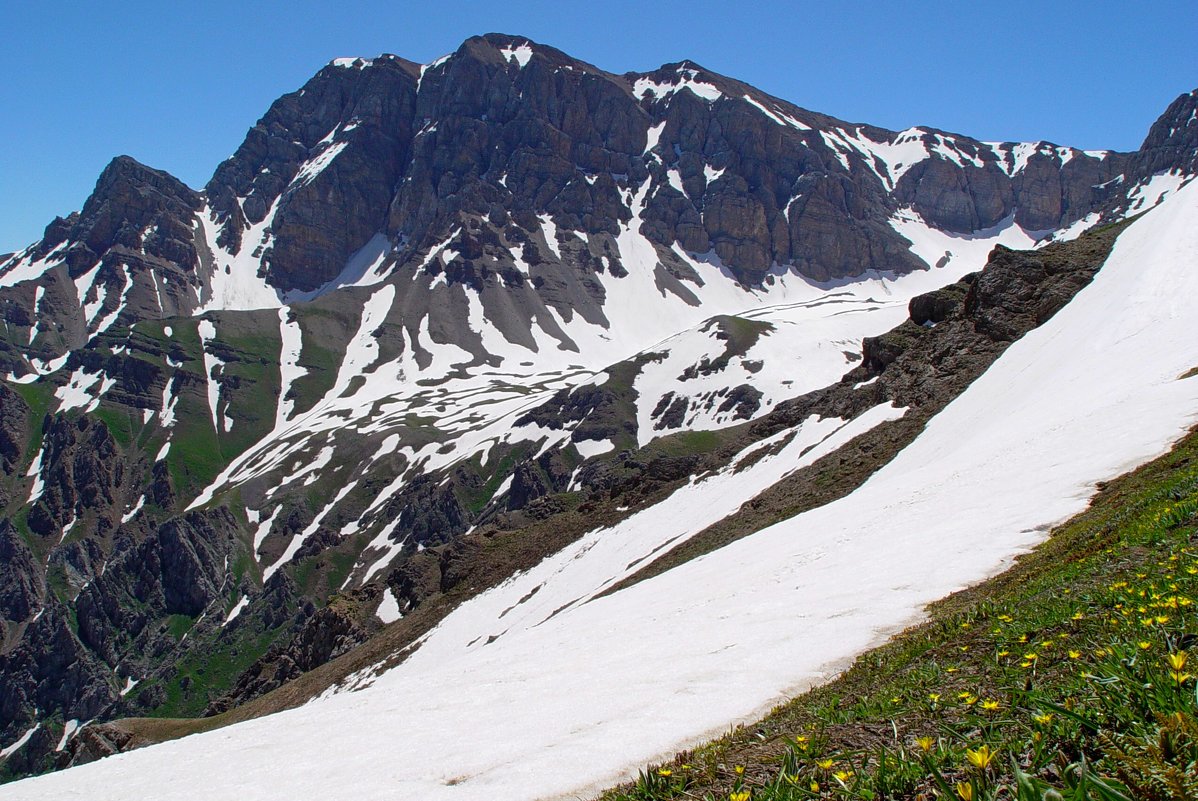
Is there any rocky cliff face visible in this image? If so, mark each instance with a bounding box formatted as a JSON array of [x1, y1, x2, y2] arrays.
[[0, 158, 205, 377], [0, 35, 1148, 380], [201, 34, 1128, 296], [1129, 88, 1198, 180]]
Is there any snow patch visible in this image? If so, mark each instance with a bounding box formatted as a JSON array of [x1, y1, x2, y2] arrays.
[[376, 588, 403, 623]]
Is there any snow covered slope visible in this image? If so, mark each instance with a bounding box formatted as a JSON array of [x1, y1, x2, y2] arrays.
[[7, 154, 1197, 801]]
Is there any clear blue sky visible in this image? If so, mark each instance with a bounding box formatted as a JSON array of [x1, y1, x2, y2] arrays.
[[2, 0, 1195, 253]]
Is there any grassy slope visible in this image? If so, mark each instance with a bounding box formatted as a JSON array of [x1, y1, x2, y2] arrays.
[[601, 419, 1198, 801]]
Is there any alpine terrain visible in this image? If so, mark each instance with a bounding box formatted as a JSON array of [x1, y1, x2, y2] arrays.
[[0, 32, 1196, 800]]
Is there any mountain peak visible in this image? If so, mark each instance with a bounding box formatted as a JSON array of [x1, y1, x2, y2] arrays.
[[1127, 86, 1198, 182]]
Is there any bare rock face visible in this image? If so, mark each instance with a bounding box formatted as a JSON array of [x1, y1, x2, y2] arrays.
[[26, 415, 124, 541], [0, 155, 206, 373], [73, 508, 243, 665], [0, 522, 43, 640], [204, 593, 374, 715], [0, 384, 29, 477], [206, 56, 421, 291], [1129, 88, 1198, 180], [195, 34, 1147, 299]]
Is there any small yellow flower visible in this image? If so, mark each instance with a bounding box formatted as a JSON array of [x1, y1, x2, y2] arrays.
[[833, 770, 853, 783], [1069, 650, 1082, 659], [1168, 652, 1188, 671], [734, 765, 745, 776], [816, 758, 834, 770], [656, 768, 672, 777], [1157, 615, 1171, 625], [956, 780, 975, 800], [1023, 652, 1038, 661], [1033, 712, 1054, 726], [1072, 611, 1085, 620], [729, 792, 750, 801], [1171, 670, 1192, 684], [997, 650, 1010, 657], [928, 692, 941, 703], [965, 744, 996, 769], [981, 699, 1000, 712], [1140, 641, 1152, 650], [809, 780, 820, 792], [915, 735, 936, 752]]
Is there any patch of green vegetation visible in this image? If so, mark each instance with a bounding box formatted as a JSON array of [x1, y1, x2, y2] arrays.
[[460, 444, 530, 514], [211, 324, 283, 460], [148, 624, 280, 719], [9, 378, 53, 417], [325, 549, 359, 593], [92, 403, 137, 447], [286, 308, 345, 418], [165, 614, 196, 642], [9, 379, 52, 466], [166, 408, 224, 501], [293, 558, 319, 595], [645, 429, 726, 458], [602, 426, 1198, 801]]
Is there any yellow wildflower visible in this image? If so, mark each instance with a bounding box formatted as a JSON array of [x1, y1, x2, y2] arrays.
[[981, 699, 1000, 712], [965, 744, 996, 769], [729, 792, 750, 801], [656, 768, 672, 777], [956, 780, 975, 800], [1033, 712, 1054, 726], [915, 736, 936, 752], [816, 758, 834, 770]]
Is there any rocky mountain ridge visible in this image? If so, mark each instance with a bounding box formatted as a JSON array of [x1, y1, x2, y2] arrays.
[[0, 32, 1194, 784]]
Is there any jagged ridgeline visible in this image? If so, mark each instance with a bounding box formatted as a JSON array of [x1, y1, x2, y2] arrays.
[[0, 32, 1194, 783]]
